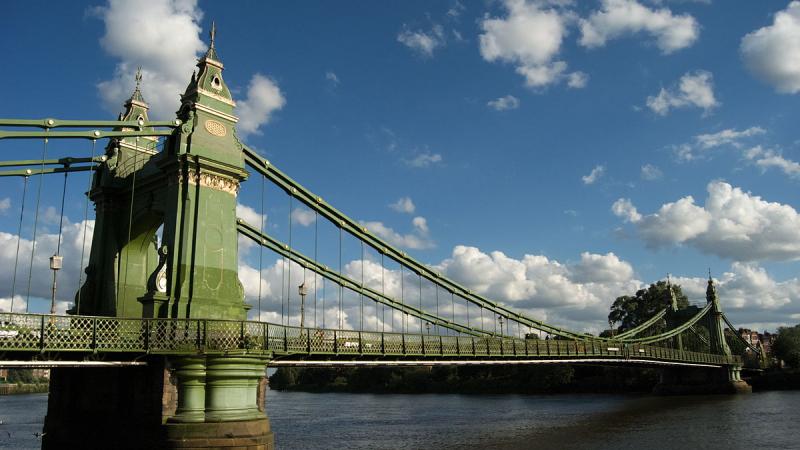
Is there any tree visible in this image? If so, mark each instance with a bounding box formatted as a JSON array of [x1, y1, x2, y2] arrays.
[[772, 324, 800, 368], [609, 281, 688, 332]]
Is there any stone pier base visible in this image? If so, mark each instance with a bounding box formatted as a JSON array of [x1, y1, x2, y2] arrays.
[[653, 365, 752, 395], [42, 356, 273, 450]]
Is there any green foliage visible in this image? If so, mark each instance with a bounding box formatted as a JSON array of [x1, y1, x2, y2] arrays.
[[772, 325, 800, 368], [7, 369, 36, 384], [609, 281, 688, 332]]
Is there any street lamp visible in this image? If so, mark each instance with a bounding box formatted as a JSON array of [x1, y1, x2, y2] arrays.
[[298, 282, 308, 331], [49, 254, 62, 315], [498, 315, 504, 336], [425, 321, 431, 335]]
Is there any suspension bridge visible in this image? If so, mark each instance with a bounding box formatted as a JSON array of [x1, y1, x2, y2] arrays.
[[0, 26, 760, 450]]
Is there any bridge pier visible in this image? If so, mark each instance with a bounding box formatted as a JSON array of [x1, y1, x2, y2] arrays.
[[653, 365, 751, 395], [43, 355, 273, 450]]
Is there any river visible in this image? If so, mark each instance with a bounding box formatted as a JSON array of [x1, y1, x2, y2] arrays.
[[0, 390, 797, 449]]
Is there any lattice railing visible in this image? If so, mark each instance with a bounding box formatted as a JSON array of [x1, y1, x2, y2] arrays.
[[0, 312, 739, 366]]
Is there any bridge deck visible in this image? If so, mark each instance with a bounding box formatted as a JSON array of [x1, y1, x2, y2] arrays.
[[0, 312, 738, 367]]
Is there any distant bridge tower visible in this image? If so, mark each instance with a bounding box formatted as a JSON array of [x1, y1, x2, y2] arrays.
[[44, 24, 273, 450], [705, 275, 731, 357]]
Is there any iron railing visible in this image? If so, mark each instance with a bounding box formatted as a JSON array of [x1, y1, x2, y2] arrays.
[[0, 312, 739, 366]]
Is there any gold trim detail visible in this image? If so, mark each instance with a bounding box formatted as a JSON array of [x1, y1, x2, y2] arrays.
[[204, 119, 227, 137]]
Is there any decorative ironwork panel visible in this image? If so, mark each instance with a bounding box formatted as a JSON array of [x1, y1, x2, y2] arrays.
[[404, 334, 423, 355], [383, 333, 404, 355], [441, 336, 458, 355]]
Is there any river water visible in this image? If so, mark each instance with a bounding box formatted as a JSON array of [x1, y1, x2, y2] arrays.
[[0, 390, 798, 449]]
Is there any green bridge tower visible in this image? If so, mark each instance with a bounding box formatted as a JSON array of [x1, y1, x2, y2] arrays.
[[44, 25, 273, 450]]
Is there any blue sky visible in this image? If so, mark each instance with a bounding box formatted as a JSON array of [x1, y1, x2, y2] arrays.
[[1, 0, 799, 333]]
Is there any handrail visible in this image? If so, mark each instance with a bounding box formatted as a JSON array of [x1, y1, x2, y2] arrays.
[[0, 311, 737, 366]]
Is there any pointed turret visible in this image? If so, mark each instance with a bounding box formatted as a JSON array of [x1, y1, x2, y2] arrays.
[[179, 21, 236, 122], [706, 270, 717, 305], [106, 68, 158, 177]]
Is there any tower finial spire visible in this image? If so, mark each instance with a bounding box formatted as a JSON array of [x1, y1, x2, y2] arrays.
[[135, 66, 143, 89], [210, 21, 216, 49], [708, 267, 712, 281]]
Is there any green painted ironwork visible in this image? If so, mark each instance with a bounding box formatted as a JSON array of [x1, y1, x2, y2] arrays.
[[0, 311, 738, 366]]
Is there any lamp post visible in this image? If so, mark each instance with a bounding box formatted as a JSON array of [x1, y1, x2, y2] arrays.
[[498, 315, 504, 336], [425, 321, 431, 335], [49, 254, 62, 315], [298, 282, 308, 331]]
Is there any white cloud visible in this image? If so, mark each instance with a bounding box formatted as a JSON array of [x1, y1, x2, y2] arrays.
[[579, 0, 699, 53], [570, 252, 634, 284], [236, 74, 286, 139], [672, 266, 800, 331], [325, 71, 340, 86], [617, 181, 800, 261], [582, 165, 605, 184], [611, 198, 642, 223], [0, 198, 10, 214], [291, 207, 316, 227], [412, 216, 429, 235], [95, 0, 206, 119], [646, 70, 718, 116], [405, 152, 443, 168], [566, 71, 589, 88], [236, 203, 266, 227], [389, 197, 416, 214], [637, 195, 711, 247], [744, 146, 800, 179], [0, 218, 94, 309], [695, 126, 766, 150], [487, 95, 521, 111], [479, 0, 584, 89], [741, 2, 800, 94], [674, 126, 766, 162], [361, 218, 434, 250], [397, 24, 446, 57], [640, 163, 663, 180]]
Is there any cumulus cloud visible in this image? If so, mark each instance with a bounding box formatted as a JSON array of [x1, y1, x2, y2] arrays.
[[487, 95, 521, 111], [611, 198, 642, 223], [579, 0, 699, 53], [582, 165, 605, 184], [404, 152, 443, 168], [646, 70, 718, 116], [479, 0, 585, 89], [389, 197, 416, 214], [0, 216, 94, 312], [640, 163, 663, 181], [615, 181, 800, 261], [236, 74, 286, 139], [744, 146, 800, 180], [291, 207, 316, 227], [361, 218, 434, 250], [0, 198, 10, 214], [672, 266, 800, 330], [397, 24, 446, 57], [741, 2, 800, 94], [95, 0, 206, 119], [236, 203, 266, 227]]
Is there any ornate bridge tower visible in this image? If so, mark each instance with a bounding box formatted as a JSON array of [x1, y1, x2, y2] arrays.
[[44, 25, 273, 450]]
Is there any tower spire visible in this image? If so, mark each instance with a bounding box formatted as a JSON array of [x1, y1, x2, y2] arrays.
[[210, 21, 216, 49]]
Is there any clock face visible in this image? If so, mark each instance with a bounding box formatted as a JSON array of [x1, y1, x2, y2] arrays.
[[156, 272, 167, 293]]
